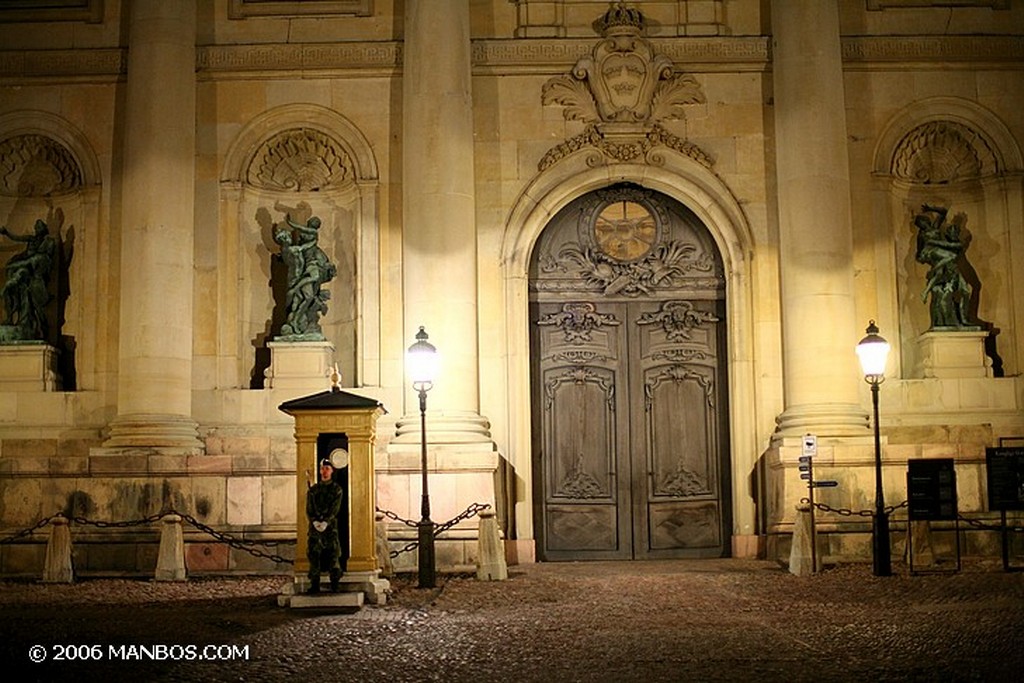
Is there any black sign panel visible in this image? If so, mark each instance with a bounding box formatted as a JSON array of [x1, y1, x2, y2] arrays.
[[907, 458, 957, 521], [986, 447, 1024, 511]]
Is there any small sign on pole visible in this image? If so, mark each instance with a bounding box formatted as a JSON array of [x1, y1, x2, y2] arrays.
[[802, 434, 817, 458]]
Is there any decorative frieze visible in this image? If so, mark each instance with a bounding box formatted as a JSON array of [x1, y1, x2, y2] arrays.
[[843, 36, 1024, 64], [196, 43, 400, 75], [0, 49, 125, 79], [1, 36, 1018, 81]]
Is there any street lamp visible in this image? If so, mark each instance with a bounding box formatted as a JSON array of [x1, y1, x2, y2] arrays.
[[856, 319, 892, 577], [407, 325, 438, 588]]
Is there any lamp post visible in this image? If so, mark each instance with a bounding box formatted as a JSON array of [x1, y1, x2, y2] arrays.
[[407, 326, 438, 588], [856, 320, 892, 577]]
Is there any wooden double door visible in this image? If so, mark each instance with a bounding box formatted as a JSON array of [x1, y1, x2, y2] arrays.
[[529, 184, 730, 560]]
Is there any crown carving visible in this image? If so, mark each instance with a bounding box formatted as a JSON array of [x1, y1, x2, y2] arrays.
[[593, 2, 646, 37]]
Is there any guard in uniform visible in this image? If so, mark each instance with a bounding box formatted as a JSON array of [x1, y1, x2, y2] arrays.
[[306, 458, 344, 593]]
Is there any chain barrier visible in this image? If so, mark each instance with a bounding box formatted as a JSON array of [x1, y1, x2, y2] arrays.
[[376, 502, 492, 558], [0, 509, 296, 565], [958, 514, 1024, 533], [799, 500, 1024, 533], [800, 498, 909, 517], [3, 502, 493, 564], [0, 514, 60, 545]]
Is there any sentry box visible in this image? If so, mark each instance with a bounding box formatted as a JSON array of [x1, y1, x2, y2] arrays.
[[279, 385, 388, 607]]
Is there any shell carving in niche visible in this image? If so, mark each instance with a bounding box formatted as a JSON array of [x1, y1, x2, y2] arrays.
[[248, 128, 352, 192], [0, 134, 82, 197], [891, 121, 995, 184]]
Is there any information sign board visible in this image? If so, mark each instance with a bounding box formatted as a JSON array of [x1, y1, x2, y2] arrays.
[[986, 447, 1024, 511], [907, 458, 957, 521]]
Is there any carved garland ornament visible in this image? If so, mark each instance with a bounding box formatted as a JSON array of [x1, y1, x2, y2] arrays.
[[636, 300, 719, 341], [658, 460, 709, 497], [247, 127, 353, 192], [539, 2, 709, 171], [536, 302, 620, 343], [541, 240, 715, 297], [557, 453, 608, 499]]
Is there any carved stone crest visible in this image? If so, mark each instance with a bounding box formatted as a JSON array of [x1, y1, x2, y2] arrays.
[[540, 2, 708, 171]]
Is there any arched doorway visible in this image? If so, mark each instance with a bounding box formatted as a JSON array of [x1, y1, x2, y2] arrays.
[[529, 183, 731, 560]]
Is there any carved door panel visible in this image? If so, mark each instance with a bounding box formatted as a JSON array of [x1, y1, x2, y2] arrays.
[[529, 183, 729, 561], [532, 300, 632, 560], [630, 300, 728, 559], [531, 299, 728, 560]]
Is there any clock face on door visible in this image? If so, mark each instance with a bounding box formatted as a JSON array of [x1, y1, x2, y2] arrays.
[[593, 200, 658, 261]]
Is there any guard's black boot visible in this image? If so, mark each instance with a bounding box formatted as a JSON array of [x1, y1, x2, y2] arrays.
[[329, 570, 340, 593], [308, 577, 320, 594]]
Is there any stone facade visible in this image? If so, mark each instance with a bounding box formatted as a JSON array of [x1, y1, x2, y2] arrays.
[[0, 0, 1022, 575]]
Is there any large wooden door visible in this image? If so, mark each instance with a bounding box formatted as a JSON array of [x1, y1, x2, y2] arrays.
[[530, 184, 730, 560]]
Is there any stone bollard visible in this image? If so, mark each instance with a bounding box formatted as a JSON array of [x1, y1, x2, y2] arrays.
[[155, 514, 187, 581], [375, 511, 394, 578], [905, 520, 936, 567], [43, 514, 74, 584], [788, 503, 818, 576], [476, 509, 508, 581]]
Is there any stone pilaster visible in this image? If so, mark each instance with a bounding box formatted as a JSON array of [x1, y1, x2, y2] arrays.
[[104, 0, 201, 451], [771, 0, 868, 437]]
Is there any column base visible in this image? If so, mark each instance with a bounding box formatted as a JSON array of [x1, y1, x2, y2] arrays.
[[393, 409, 493, 444], [100, 413, 204, 452], [773, 402, 869, 440], [0, 342, 60, 391]]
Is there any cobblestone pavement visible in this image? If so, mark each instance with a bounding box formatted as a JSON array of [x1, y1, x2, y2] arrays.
[[2, 559, 1023, 682]]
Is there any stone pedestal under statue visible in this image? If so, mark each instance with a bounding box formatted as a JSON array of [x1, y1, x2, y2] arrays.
[[915, 329, 992, 379], [0, 343, 60, 391], [265, 340, 334, 390]]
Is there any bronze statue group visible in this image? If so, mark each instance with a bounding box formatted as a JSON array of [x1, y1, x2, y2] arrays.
[[0, 219, 55, 342], [273, 206, 337, 341], [913, 204, 974, 329]]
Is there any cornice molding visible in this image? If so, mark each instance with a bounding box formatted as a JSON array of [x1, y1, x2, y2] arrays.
[[0, 36, 1020, 81]]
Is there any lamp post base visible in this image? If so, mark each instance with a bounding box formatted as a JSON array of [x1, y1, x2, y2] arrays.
[[417, 520, 436, 588], [872, 511, 892, 577]]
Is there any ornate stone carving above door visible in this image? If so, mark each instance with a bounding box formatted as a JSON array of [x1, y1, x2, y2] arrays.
[[533, 184, 723, 297], [539, 2, 709, 171]]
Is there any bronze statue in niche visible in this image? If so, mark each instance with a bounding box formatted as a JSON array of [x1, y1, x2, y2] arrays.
[[913, 204, 976, 329], [272, 202, 337, 341], [0, 218, 55, 343]]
